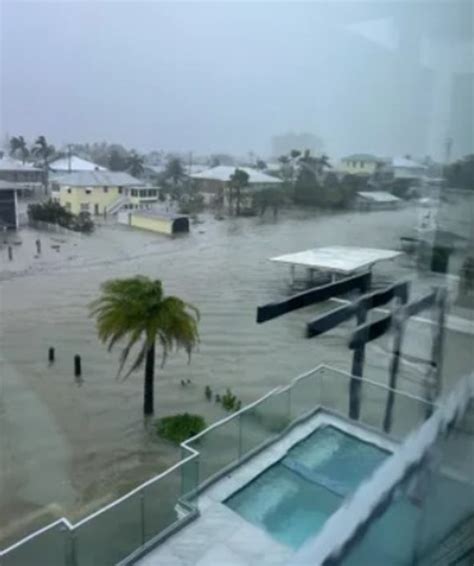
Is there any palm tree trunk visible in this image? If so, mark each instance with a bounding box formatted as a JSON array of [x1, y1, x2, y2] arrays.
[[143, 342, 155, 415], [236, 187, 241, 216]]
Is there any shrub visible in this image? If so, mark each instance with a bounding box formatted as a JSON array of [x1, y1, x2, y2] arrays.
[[221, 388, 240, 412], [156, 413, 206, 444]]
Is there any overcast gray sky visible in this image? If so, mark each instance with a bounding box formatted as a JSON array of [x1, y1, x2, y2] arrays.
[[1, 1, 472, 159]]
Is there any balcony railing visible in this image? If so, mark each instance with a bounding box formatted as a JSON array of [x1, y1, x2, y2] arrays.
[[0, 365, 436, 566]]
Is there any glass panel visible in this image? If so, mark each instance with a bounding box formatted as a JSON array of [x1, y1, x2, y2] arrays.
[[187, 418, 239, 485], [290, 370, 323, 420], [338, 477, 419, 566], [74, 494, 142, 566], [389, 393, 429, 440], [319, 367, 350, 417], [358, 379, 386, 431], [240, 390, 289, 456], [180, 454, 199, 499], [142, 469, 181, 544], [1, 523, 68, 566]]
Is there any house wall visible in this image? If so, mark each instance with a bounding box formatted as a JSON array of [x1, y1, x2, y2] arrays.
[[340, 160, 378, 176], [58, 185, 122, 215], [0, 189, 18, 229]]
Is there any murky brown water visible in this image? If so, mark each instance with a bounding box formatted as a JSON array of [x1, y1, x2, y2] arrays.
[[0, 204, 472, 544]]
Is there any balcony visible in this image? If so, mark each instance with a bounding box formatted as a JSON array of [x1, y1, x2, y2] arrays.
[[2, 366, 471, 565]]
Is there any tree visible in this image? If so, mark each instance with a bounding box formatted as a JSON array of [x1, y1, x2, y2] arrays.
[[108, 148, 129, 171], [256, 160, 267, 171], [444, 155, 474, 191], [90, 277, 199, 416], [253, 187, 286, 218], [32, 136, 56, 187], [127, 152, 144, 178], [228, 168, 249, 216], [165, 158, 185, 186], [10, 136, 29, 164]]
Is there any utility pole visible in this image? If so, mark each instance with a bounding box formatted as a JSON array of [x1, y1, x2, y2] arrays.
[[444, 137, 453, 165]]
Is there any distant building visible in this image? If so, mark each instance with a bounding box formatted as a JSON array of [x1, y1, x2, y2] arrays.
[[0, 180, 20, 229], [0, 156, 43, 193], [118, 210, 189, 236], [190, 165, 281, 204], [271, 132, 323, 158], [49, 155, 107, 173], [356, 191, 401, 210], [391, 157, 427, 180], [340, 154, 381, 176], [51, 171, 157, 216]]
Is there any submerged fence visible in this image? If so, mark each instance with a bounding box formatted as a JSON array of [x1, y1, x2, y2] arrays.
[[0, 365, 437, 566]]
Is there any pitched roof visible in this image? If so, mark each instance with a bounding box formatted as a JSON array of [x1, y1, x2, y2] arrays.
[[0, 156, 41, 172], [342, 154, 380, 163], [49, 155, 107, 172], [190, 165, 281, 184], [53, 171, 143, 187], [392, 157, 426, 169]]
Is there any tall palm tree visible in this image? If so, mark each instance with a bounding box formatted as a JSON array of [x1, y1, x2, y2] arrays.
[[127, 152, 145, 178], [228, 168, 249, 216], [90, 276, 199, 416], [32, 136, 56, 188], [9, 136, 29, 164]]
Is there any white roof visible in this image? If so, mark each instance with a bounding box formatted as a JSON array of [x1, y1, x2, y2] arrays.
[[0, 156, 41, 171], [190, 165, 281, 184], [271, 246, 402, 274], [392, 157, 426, 169], [49, 155, 107, 172], [357, 191, 400, 203], [53, 171, 142, 187]]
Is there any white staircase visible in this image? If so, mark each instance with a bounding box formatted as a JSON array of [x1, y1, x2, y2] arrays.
[[106, 196, 130, 215]]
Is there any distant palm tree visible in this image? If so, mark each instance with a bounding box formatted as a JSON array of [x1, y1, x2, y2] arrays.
[[90, 276, 199, 416], [127, 152, 145, 178], [10, 136, 29, 164], [228, 168, 249, 216], [32, 136, 56, 188]]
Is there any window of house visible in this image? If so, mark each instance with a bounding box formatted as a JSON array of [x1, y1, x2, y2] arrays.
[[103, 186, 108, 193], [85, 188, 92, 194], [65, 202, 71, 211], [67, 188, 71, 194], [80, 203, 90, 212], [118, 186, 123, 194]]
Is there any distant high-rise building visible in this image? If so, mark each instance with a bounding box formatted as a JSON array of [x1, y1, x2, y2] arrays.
[[271, 132, 324, 158]]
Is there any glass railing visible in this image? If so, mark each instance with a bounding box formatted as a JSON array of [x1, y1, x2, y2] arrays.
[[0, 364, 437, 565], [294, 374, 474, 566]]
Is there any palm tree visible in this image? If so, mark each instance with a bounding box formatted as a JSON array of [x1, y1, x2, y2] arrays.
[[127, 152, 145, 178], [32, 136, 55, 188], [165, 157, 185, 186], [90, 276, 199, 416], [228, 168, 249, 216], [9, 136, 29, 164]]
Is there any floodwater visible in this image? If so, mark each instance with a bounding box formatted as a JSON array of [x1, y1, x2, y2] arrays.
[[0, 204, 472, 545]]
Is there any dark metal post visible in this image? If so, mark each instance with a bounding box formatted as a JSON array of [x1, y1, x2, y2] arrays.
[[425, 288, 447, 418], [48, 347, 55, 363], [8, 246, 13, 261], [74, 355, 82, 377], [349, 305, 367, 420], [36, 239, 42, 254]]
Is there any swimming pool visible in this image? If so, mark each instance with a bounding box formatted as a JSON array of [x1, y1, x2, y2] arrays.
[[225, 425, 390, 549]]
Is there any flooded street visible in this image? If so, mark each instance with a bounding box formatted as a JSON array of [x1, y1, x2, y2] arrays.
[[1, 205, 472, 544]]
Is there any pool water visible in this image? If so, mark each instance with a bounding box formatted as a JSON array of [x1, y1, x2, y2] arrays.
[[225, 425, 390, 549]]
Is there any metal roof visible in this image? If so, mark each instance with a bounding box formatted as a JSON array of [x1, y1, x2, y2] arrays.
[[357, 191, 401, 203], [271, 246, 402, 274], [0, 156, 41, 172], [190, 165, 282, 184], [49, 156, 107, 172], [53, 171, 143, 187]]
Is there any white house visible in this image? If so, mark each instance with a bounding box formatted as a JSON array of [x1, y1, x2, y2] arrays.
[[49, 155, 107, 173]]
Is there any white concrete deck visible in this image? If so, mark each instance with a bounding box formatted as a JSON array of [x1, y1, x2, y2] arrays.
[[137, 412, 396, 566]]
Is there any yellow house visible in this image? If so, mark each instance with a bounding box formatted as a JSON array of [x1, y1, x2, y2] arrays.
[[340, 154, 381, 176], [51, 171, 156, 215]]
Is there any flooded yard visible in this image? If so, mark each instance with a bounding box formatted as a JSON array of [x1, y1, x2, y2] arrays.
[[0, 204, 472, 545]]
